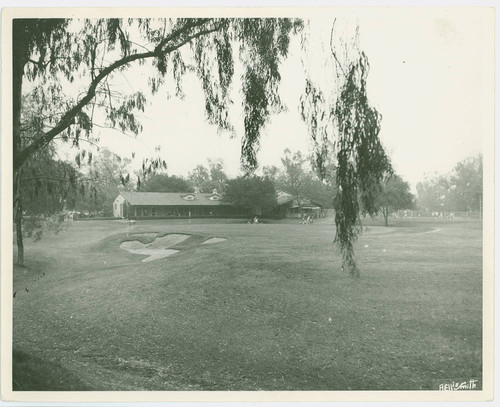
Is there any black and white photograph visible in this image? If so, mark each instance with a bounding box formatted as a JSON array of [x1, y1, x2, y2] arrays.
[[0, 5, 495, 404]]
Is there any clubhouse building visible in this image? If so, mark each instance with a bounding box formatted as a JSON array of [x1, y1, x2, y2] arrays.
[[113, 190, 324, 219], [113, 190, 243, 219]]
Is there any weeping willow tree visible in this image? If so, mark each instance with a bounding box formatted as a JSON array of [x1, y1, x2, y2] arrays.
[[300, 20, 390, 277]]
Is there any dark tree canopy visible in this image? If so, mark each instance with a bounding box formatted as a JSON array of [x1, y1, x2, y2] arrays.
[[139, 173, 193, 193], [224, 176, 277, 216], [376, 173, 415, 226]]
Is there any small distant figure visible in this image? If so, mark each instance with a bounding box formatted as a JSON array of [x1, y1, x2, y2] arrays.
[[253, 216, 259, 224], [300, 215, 312, 224], [128, 219, 136, 227]]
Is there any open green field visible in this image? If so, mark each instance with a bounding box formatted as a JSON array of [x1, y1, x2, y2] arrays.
[[12, 217, 482, 391]]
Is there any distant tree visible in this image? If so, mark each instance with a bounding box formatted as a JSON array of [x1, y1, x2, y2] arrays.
[[207, 159, 229, 192], [276, 149, 309, 212], [448, 154, 482, 213], [188, 164, 211, 192], [272, 149, 335, 211], [224, 176, 277, 216], [188, 159, 228, 193], [262, 165, 280, 183], [376, 173, 415, 226], [140, 173, 194, 193], [416, 154, 482, 214], [75, 148, 133, 216], [416, 175, 450, 213]]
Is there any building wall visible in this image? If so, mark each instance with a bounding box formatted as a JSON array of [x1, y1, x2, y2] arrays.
[[113, 195, 126, 218], [128, 205, 246, 218]]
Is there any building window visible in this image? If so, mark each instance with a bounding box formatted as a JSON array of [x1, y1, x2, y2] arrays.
[[143, 208, 149, 216], [152, 208, 156, 216], [134, 208, 137, 217]]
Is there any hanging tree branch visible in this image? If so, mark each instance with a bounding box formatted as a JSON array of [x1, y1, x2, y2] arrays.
[[14, 19, 220, 171]]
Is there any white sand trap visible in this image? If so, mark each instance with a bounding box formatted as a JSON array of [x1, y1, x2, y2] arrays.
[[137, 248, 180, 262], [202, 237, 227, 244], [120, 245, 180, 262], [148, 234, 190, 249], [120, 234, 190, 262]]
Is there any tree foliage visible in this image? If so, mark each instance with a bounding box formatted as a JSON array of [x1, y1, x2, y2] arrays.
[[13, 18, 302, 173], [299, 20, 390, 276], [224, 176, 277, 216], [188, 159, 228, 193], [74, 148, 133, 216], [448, 154, 482, 212], [416, 154, 482, 213], [139, 173, 193, 193], [376, 173, 414, 226], [19, 146, 80, 241], [268, 149, 335, 210]]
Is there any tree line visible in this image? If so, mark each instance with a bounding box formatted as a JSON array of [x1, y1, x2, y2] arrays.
[[416, 154, 483, 215]]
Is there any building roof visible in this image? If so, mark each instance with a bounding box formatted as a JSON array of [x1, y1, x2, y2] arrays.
[[275, 190, 323, 208], [119, 191, 229, 206], [276, 190, 294, 205]]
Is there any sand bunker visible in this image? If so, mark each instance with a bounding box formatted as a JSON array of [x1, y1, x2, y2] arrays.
[[120, 233, 226, 262], [202, 237, 227, 244], [120, 234, 189, 262], [127, 248, 180, 262]]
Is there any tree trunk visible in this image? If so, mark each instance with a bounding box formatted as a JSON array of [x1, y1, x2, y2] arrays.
[[14, 166, 24, 266], [383, 208, 389, 226], [13, 21, 26, 266], [15, 196, 24, 267]]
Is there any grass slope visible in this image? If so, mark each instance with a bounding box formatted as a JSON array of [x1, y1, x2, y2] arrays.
[[12, 218, 482, 390]]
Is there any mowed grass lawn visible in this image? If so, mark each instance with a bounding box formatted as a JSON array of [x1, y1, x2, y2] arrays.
[[12, 217, 482, 391]]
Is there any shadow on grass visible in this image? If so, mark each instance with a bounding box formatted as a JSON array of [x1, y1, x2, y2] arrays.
[[13, 349, 91, 391]]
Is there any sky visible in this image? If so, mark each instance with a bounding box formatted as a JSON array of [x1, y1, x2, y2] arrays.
[[65, 8, 492, 190]]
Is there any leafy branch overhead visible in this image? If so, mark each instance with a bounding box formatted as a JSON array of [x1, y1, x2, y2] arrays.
[[14, 18, 302, 174]]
